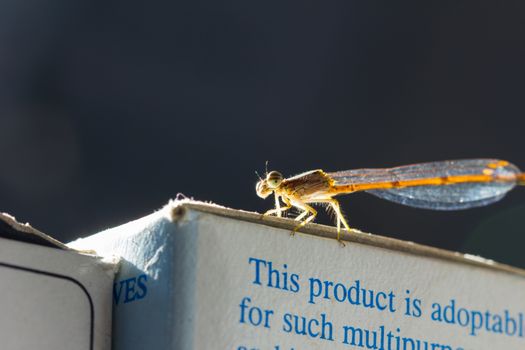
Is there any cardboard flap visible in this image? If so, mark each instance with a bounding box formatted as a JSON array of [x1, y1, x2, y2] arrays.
[[0, 212, 70, 250]]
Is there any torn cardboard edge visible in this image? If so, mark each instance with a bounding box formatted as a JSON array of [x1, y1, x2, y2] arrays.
[[0, 212, 120, 273], [166, 199, 525, 278], [0, 212, 71, 250]]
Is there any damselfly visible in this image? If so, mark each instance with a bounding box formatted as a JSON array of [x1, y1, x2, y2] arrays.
[[256, 159, 525, 242]]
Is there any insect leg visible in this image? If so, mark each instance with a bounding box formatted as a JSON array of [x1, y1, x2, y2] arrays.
[[275, 193, 281, 217], [294, 210, 309, 222], [263, 195, 292, 217], [326, 199, 351, 242], [291, 201, 317, 235], [311, 199, 350, 245]]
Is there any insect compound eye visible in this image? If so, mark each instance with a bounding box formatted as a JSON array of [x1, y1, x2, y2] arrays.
[[266, 171, 283, 189]]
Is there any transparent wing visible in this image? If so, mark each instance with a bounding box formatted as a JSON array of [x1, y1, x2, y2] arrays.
[[328, 159, 521, 210]]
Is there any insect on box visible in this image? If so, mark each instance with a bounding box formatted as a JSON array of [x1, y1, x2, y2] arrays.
[[69, 199, 525, 350]]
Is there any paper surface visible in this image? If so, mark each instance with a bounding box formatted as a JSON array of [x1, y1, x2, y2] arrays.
[[0, 234, 114, 350], [68, 201, 525, 349], [193, 211, 525, 349]]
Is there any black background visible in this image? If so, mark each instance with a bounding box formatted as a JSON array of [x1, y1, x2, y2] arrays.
[[1, 1, 524, 267]]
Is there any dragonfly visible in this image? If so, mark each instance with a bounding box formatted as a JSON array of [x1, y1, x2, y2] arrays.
[[256, 159, 525, 242]]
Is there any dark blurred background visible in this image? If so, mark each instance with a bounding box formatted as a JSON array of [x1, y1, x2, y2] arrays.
[[1, 1, 524, 267]]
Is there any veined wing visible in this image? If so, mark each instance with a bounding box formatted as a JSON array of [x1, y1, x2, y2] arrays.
[[327, 159, 522, 210]]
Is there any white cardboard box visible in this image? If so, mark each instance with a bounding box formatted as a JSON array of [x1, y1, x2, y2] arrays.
[[0, 213, 115, 350], [69, 200, 525, 350]]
